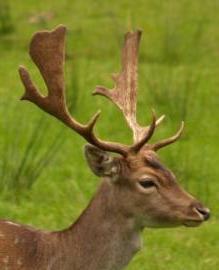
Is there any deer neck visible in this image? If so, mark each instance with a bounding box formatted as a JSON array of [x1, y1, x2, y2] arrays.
[[56, 178, 142, 270]]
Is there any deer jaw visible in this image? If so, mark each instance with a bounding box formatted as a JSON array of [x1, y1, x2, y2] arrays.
[[85, 145, 210, 230]]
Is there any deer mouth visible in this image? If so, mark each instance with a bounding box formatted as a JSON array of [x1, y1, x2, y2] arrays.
[[183, 205, 210, 227]]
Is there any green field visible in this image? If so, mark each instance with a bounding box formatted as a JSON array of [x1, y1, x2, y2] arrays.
[[0, 0, 219, 269]]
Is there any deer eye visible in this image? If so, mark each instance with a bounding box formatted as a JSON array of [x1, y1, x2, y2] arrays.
[[139, 179, 156, 189]]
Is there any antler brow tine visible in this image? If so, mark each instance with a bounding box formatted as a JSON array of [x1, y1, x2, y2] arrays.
[[151, 121, 185, 151]]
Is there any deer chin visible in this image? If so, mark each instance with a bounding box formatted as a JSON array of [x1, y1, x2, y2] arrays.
[[142, 216, 204, 228], [141, 218, 182, 229], [183, 220, 203, 227]]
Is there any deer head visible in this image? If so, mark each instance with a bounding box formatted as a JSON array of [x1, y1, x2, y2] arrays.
[[19, 25, 210, 230]]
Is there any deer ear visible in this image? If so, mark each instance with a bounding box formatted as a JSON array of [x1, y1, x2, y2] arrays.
[[84, 144, 119, 178]]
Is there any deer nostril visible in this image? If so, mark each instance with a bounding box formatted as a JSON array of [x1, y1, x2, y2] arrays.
[[196, 207, 210, 221]]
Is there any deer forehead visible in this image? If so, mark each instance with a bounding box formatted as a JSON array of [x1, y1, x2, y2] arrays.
[[125, 150, 160, 171], [123, 152, 175, 186]]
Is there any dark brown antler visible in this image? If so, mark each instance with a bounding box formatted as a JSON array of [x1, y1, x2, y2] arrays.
[[19, 25, 130, 156]]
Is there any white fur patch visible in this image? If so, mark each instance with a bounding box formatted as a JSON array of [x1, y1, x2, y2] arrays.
[[5, 221, 20, 227]]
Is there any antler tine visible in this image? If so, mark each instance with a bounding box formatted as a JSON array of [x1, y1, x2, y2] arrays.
[[151, 121, 185, 151], [130, 110, 157, 153], [19, 25, 130, 156]]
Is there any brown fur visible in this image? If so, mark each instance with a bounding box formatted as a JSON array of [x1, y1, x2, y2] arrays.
[[0, 149, 209, 270]]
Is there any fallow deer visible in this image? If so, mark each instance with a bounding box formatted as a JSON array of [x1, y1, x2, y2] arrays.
[[0, 25, 210, 270]]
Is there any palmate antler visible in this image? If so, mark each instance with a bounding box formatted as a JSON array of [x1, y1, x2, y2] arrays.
[[94, 30, 184, 152], [19, 25, 184, 157]]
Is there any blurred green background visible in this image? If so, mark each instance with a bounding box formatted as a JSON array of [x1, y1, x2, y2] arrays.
[[0, 0, 218, 269]]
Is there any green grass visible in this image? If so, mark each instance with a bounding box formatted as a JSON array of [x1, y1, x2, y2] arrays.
[[0, 0, 219, 269]]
